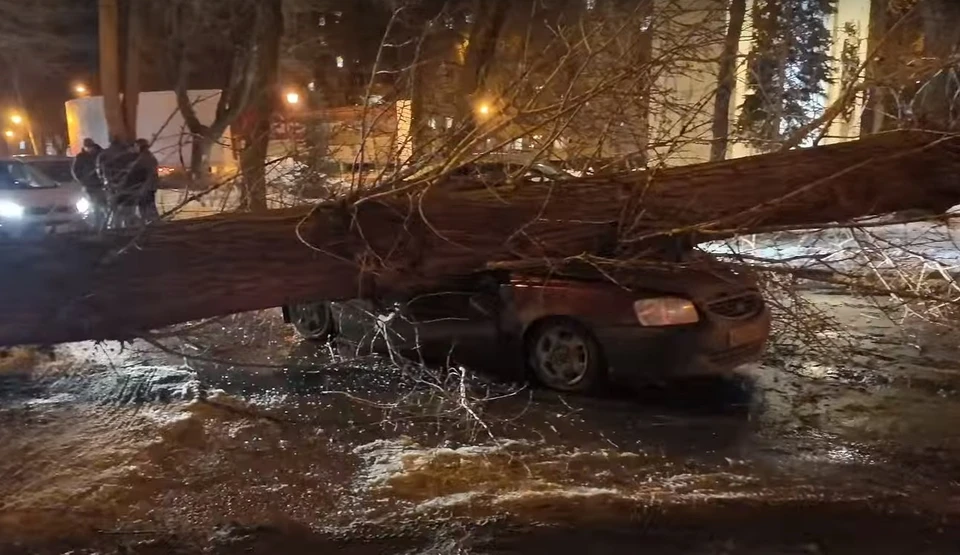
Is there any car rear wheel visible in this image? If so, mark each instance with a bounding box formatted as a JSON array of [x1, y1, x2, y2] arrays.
[[526, 319, 606, 392], [289, 302, 334, 341]]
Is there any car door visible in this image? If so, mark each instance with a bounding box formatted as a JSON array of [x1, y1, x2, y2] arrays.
[[391, 277, 502, 355]]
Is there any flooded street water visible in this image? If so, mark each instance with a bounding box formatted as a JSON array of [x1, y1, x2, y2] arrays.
[[3, 291, 960, 553]]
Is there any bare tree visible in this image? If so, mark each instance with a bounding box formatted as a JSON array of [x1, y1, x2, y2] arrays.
[[99, 0, 125, 140], [237, 0, 283, 212], [711, 0, 747, 161], [98, 0, 144, 141], [169, 0, 260, 180]]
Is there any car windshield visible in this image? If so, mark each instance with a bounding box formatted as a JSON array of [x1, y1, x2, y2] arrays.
[[26, 160, 75, 184], [0, 161, 59, 190]]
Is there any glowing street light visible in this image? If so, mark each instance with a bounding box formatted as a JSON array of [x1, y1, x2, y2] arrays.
[[74, 83, 89, 96], [9, 114, 23, 126], [477, 103, 491, 116], [285, 91, 301, 105], [4, 130, 14, 139]]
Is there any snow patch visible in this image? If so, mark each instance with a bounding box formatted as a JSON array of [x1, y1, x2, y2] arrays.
[[351, 438, 534, 490], [493, 486, 623, 503]]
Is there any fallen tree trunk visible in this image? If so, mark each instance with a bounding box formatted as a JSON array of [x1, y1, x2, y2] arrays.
[[2, 130, 960, 346]]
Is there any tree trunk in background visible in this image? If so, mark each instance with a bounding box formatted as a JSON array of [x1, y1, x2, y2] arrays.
[[917, 0, 960, 128], [860, 0, 888, 136], [99, 0, 127, 141], [10, 70, 41, 155], [122, 0, 142, 140], [711, 0, 747, 161], [2, 131, 960, 346], [447, 0, 511, 151], [172, 0, 261, 181], [239, 123, 270, 211], [238, 0, 282, 212]]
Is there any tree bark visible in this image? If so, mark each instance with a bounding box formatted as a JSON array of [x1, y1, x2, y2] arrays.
[[10, 69, 41, 155], [122, 0, 142, 140], [1, 130, 960, 347], [99, 0, 127, 141], [711, 0, 747, 161], [238, 0, 282, 212], [447, 0, 511, 150], [916, 0, 960, 128], [172, 0, 260, 180]]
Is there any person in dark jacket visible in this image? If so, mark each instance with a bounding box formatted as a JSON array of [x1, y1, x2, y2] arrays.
[[97, 136, 142, 228], [134, 138, 160, 222], [72, 138, 106, 229]]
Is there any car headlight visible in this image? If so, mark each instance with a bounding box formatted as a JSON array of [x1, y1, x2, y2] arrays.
[[76, 197, 91, 215], [634, 297, 699, 326], [0, 200, 24, 219]]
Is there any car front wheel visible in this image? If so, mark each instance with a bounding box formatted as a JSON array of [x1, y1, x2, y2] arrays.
[[526, 319, 606, 392], [288, 302, 334, 341]]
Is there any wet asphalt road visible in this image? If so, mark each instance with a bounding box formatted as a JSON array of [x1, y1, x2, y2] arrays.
[[2, 290, 960, 553]]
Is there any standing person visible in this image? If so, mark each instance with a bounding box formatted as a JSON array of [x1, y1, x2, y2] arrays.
[[134, 138, 160, 222], [96, 136, 141, 228], [71, 138, 106, 230]]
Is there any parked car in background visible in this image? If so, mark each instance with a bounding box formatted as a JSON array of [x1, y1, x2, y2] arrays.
[[0, 157, 91, 238], [401, 154, 570, 185], [16, 155, 78, 186], [283, 253, 771, 393]]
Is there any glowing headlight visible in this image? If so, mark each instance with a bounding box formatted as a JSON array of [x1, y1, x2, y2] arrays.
[[633, 297, 699, 326], [76, 197, 91, 215], [0, 200, 24, 219]]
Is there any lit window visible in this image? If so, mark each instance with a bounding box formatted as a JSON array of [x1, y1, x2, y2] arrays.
[[586, 0, 595, 10], [429, 117, 437, 129], [318, 15, 326, 26], [308, 81, 316, 92], [465, 14, 473, 24], [533, 134, 542, 140], [336, 56, 344, 68], [445, 15, 454, 29], [445, 116, 453, 129], [513, 138, 524, 150]]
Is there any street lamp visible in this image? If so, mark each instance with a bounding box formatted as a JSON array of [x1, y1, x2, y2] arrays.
[[285, 91, 301, 106], [478, 103, 491, 116], [4, 130, 14, 139], [74, 83, 89, 96], [10, 114, 23, 126]]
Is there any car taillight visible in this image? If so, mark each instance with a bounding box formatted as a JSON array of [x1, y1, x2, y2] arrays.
[[157, 166, 175, 177], [633, 297, 699, 326]]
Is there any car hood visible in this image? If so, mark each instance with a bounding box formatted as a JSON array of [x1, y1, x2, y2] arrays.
[[0, 184, 84, 208]]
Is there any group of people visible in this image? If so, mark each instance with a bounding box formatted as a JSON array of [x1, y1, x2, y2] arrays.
[[71, 137, 160, 229]]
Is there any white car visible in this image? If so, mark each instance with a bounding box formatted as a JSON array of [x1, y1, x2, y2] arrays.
[[0, 157, 91, 239]]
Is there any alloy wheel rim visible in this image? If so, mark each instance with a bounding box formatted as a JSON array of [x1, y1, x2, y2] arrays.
[[294, 303, 329, 336], [534, 327, 589, 386]]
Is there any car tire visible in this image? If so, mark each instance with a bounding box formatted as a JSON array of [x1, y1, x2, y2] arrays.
[[525, 318, 606, 393], [288, 302, 335, 341]]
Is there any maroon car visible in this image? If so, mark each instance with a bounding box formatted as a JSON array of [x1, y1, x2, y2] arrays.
[[283, 256, 770, 393]]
